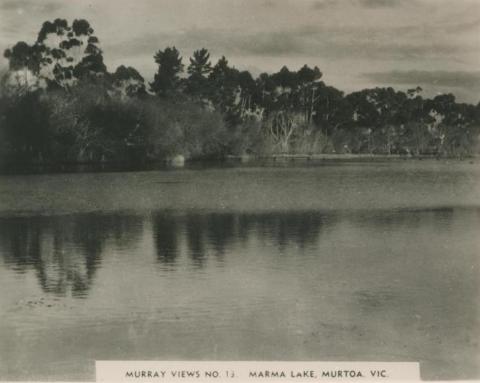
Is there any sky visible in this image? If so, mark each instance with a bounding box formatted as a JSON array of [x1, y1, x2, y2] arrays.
[[0, 0, 479, 103]]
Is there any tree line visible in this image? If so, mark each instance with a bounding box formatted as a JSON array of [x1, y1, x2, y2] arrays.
[[1, 18, 479, 167]]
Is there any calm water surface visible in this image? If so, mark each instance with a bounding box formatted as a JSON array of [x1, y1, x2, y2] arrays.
[[0, 160, 479, 380]]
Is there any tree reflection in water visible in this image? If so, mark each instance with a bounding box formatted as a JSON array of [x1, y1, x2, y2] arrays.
[[1, 208, 462, 298], [0, 214, 143, 297], [152, 211, 334, 267]]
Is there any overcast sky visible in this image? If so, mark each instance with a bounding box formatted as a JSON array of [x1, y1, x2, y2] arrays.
[[1, 0, 479, 102]]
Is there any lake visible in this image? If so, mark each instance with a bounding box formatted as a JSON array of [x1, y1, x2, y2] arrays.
[[0, 160, 479, 381]]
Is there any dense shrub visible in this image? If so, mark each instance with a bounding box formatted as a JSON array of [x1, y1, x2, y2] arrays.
[[0, 85, 230, 164], [0, 91, 51, 163], [142, 98, 227, 160]]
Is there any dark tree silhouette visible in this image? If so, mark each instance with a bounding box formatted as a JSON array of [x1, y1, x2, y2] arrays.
[[4, 42, 42, 73], [187, 48, 212, 77], [185, 48, 212, 99], [150, 46, 184, 98], [111, 65, 146, 97]]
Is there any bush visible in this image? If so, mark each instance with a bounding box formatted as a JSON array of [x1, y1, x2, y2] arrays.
[[142, 99, 227, 160], [225, 119, 264, 155], [0, 91, 51, 163]]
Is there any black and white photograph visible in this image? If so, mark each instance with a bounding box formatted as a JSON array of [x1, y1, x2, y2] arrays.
[[0, 0, 479, 381]]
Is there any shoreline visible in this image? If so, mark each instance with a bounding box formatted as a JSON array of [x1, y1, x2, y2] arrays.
[[226, 153, 478, 162], [1, 153, 478, 175]]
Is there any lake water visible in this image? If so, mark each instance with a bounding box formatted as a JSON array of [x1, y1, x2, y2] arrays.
[[0, 160, 479, 381]]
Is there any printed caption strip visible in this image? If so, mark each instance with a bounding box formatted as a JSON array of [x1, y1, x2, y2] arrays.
[[96, 361, 420, 382]]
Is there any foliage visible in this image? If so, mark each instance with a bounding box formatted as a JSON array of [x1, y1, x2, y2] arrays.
[[4, 18, 106, 91], [1, 18, 480, 169], [141, 98, 227, 159], [185, 48, 212, 101], [150, 47, 184, 98], [111, 65, 146, 98]]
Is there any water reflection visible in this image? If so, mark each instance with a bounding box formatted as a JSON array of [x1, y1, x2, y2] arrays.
[[0, 207, 478, 381], [153, 212, 178, 265], [206, 213, 236, 258], [0, 208, 477, 297], [350, 207, 456, 230], [0, 214, 143, 297], [151, 211, 335, 267], [251, 212, 331, 252], [186, 214, 208, 266], [0, 210, 336, 292]]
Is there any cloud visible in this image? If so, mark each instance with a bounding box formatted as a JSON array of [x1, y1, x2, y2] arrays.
[[312, 0, 403, 9], [358, 0, 402, 8], [42, 2, 61, 13], [311, 0, 337, 10], [0, 0, 26, 11], [363, 70, 480, 88], [1, 0, 478, 103], [261, 0, 278, 8], [443, 18, 480, 33], [120, 25, 471, 62], [0, 0, 62, 13], [0, 0, 66, 49]]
